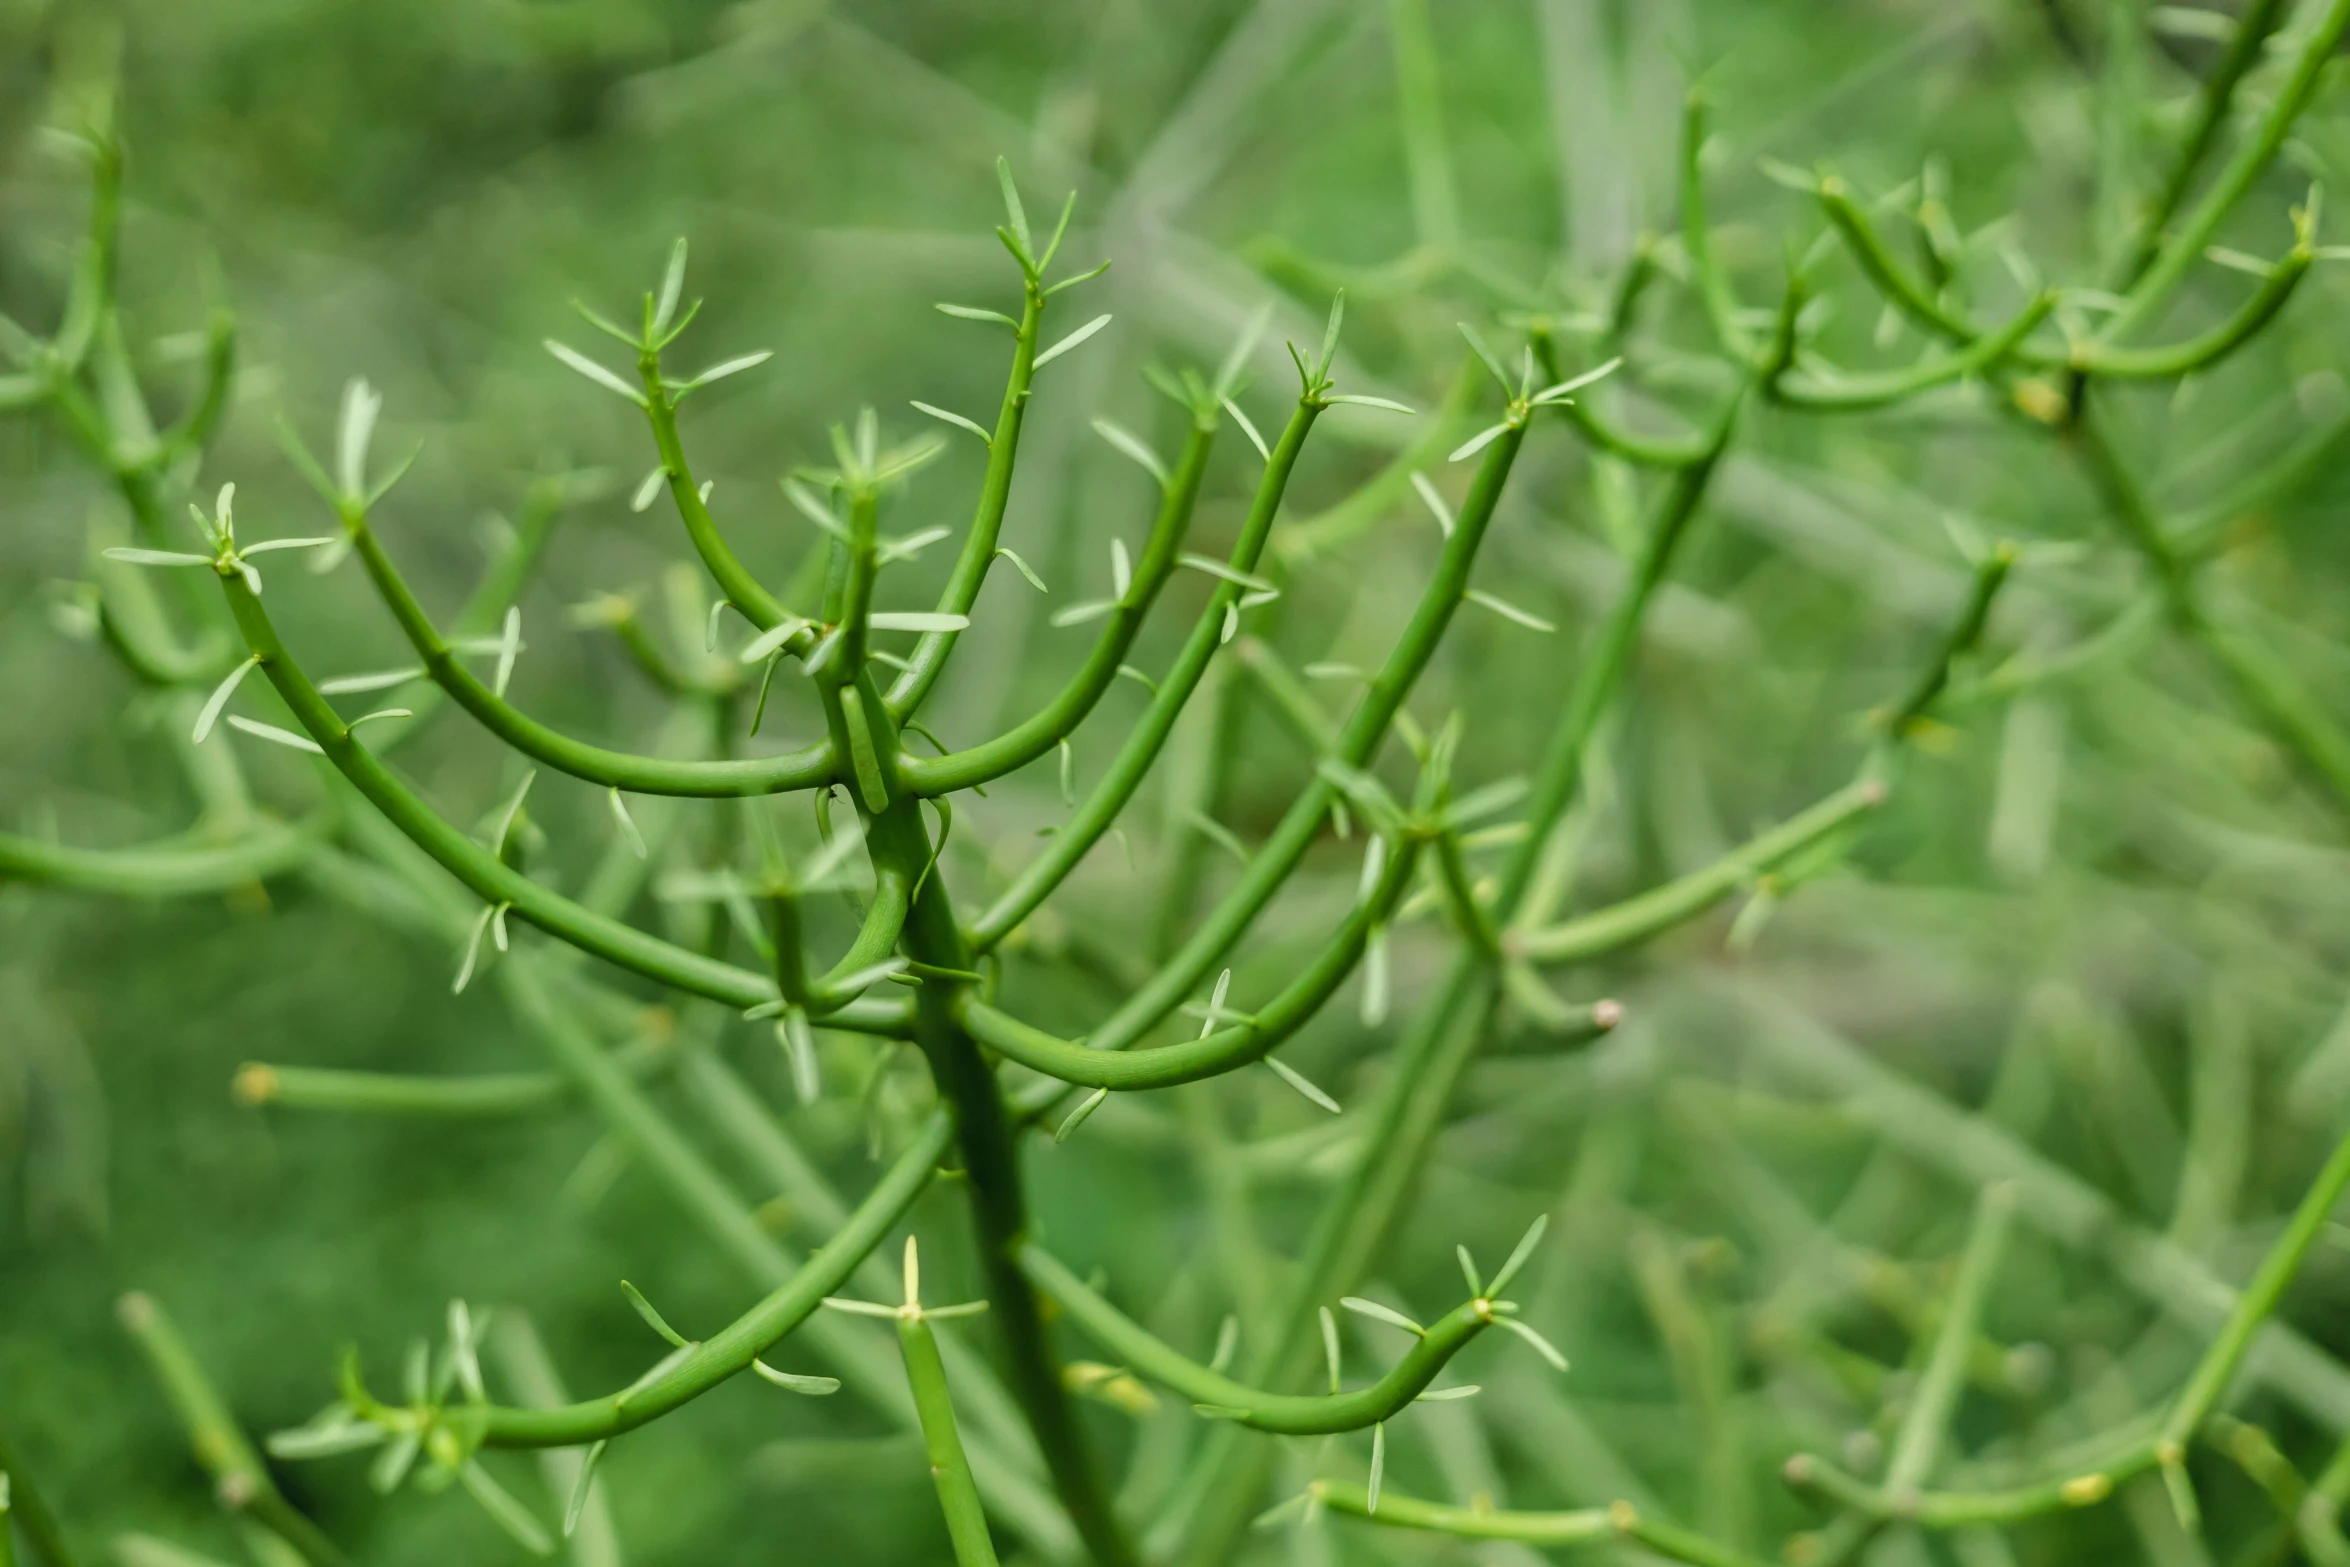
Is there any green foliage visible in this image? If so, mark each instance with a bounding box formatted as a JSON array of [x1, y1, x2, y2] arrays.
[[10, 3, 2350, 1566]]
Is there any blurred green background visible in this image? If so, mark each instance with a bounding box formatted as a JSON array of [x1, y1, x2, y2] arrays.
[[8, 1, 2350, 1563]]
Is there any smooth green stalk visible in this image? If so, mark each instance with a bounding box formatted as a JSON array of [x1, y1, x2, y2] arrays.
[[1681, 92, 1753, 360], [640, 361, 793, 632], [1512, 779, 1883, 964], [0, 1424, 76, 1567], [1020, 1245, 1492, 1433], [2085, 243, 2313, 379], [1883, 547, 2014, 736], [117, 1293, 349, 1567], [475, 1093, 953, 1445], [1818, 183, 2308, 381], [235, 1063, 574, 1117], [2162, 1122, 2350, 1447], [340, 514, 835, 796], [859, 740, 1139, 1567], [1310, 1482, 1610, 1543], [900, 1310, 1004, 1567], [1883, 1184, 2016, 1501], [1775, 293, 2055, 411], [0, 816, 324, 899], [2068, 403, 2350, 812], [898, 423, 1217, 796], [968, 401, 1319, 949], [886, 280, 1042, 719], [1085, 419, 1530, 1054], [961, 837, 1416, 1089], [2114, 0, 2292, 287], [1314, 1484, 1777, 1566], [2103, 0, 2350, 341]]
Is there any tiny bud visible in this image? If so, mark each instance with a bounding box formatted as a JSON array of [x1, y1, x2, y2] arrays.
[[1607, 1500, 1639, 1532], [217, 1474, 257, 1509], [232, 1063, 279, 1105], [2012, 379, 2068, 425], [1781, 1454, 1816, 1484], [117, 1291, 157, 1330], [1858, 778, 1889, 806], [2061, 1473, 2113, 1507], [1592, 999, 1624, 1030]]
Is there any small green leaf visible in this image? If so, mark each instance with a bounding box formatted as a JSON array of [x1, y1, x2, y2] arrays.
[[910, 400, 992, 445], [544, 341, 648, 406], [936, 302, 1019, 327], [1035, 314, 1113, 369], [619, 1280, 692, 1350]]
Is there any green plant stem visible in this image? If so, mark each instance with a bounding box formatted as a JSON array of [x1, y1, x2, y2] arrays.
[[900, 1311, 1005, 1567], [1883, 1184, 2016, 1501], [1511, 779, 1882, 964], [960, 837, 1416, 1089], [967, 400, 1319, 948], [1174, 391, 1737, 1567], [2117, 0, 2293, 287], [898, 421, 1216, 796], [2104, 0, 2350, 341], [116, 1293, 349, 1567], [1021, 1244, 1491, 1432], [339, 513, 834, 796], [1277, 357, 1481, 564], [2067, 402, 2350, 813], [0, 816, 324, 898], [1312, 1483, 1776, 1565], [237, 1064, 576, 1116], [1681, 91, 1752, 361], [857, 761, 1139, 1566], [475, 1092, 953, 1446], [886, 277, 1042, 720], [0, 1423, 77, 1567], [1819, 181, 2311, 380], [1084, 419, 1530, 1055], [640, 366, 793, 633], [214, 570, 916, 1021], [1774, 292, 2055, 411], [1884, 547, 2014, 735]]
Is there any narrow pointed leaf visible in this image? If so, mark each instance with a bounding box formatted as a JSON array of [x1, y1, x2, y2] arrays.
[[1035, 313, 1113, 369], [544, 341, 648, 407]]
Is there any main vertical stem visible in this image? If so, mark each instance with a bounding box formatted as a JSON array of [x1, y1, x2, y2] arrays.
[[862, 782, 1136, 1567]]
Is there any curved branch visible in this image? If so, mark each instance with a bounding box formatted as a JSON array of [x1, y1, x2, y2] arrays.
[[1081, 419, 1530, 1054], [473, 1111, 952, 1447], [640, 366, 796, 632], [1511, 780, 1881, 964], [897, 423, 1218, 796], [1308, 1484, 1770, 1567], [885, 283, 1043, 719], [1818, 181, 2312, 382], [1019, 1244, 1490, 1434], [1775, 292, 2055, 412], [212, 568, 911, 1025], [967, 399, 1322, 949], [0, 814, 325, 898], [341, 515, 834, 796], [962, 836, 1416, 1090]]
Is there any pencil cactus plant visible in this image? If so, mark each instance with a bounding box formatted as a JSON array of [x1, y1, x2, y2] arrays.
[[10, 3, 2350, 1565]]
